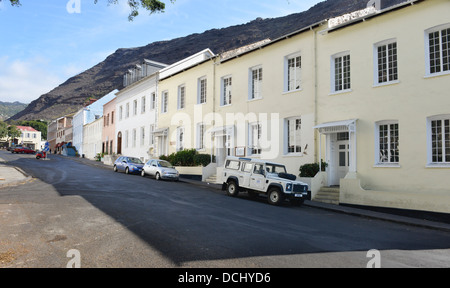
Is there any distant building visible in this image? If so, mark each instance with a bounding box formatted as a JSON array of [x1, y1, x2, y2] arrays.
[[72, 90, 117, 157], [16, 126, 42, 150], [102, 97, 116, 155], [115, 60, 168, 161], [0, 125, 42, 150], [55, 114, 74, 154]]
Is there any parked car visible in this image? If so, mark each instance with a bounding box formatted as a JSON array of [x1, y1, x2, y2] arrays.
[[113, 156, 144, 174], [222, 156, 308, 206], [13, 146, 35, 154], [35, 150, 47, 159], [8, 145, 22, 152], [141, 159, 179, 181]]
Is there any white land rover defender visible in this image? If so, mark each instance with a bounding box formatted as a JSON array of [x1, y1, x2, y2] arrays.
[[221, 157, 309, 206]]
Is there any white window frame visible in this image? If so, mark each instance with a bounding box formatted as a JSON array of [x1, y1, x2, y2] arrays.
[[119, 106, 123, 121], [284, 52, 302, 92], [178, 84, 185, 110], [374, 39, 399, 86], [161, 91, 168, 114], [249, 66, 263, 100], [196, 123, 205, 150], [425, 23, 450, 77], [150, 92, 156, 110], [427, 114, 450, 167], [198, 77, 207, 104], [133, 100, 138, 116], [176, 126, 185, 152], [221, 75, 232, 106], [249, 122, 262, 156], [149, 124, 155, 146], [125, 103, 130, 118], [374, 120, 400, 166], [141, 96, 146, 114], [285, 116, 302, 155], [132, 128, 137, 148], [331, 51, 351, 93], [140, 126, 145, 146]]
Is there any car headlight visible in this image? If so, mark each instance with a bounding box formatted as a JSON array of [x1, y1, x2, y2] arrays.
[[286, 183, 292, 192]]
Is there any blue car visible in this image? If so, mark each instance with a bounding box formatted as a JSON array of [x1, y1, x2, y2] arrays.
[[113, 156, 144, 175]]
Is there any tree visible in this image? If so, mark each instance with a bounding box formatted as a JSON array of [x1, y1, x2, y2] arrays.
[[1, 0, 175, 21], [0, 121, 7, 140], [6, 125, 21, 145]]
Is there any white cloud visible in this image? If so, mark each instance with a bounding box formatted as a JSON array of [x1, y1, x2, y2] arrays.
[[0, 56, 63, 104]]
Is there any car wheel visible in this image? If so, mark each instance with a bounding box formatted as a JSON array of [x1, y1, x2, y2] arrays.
[[155, 172, 161, 180], [141, 170, 146, 177], [125, 167, 129, 174], [267, 188, 284, 206], [113, 165, 118, 172], [226, 180, 239, 197]]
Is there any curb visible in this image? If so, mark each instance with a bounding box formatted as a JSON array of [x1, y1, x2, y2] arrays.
[[0, 166, 33, 188], [181, 178, 450, 233]]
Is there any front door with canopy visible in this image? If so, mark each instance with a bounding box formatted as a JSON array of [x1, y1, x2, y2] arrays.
[[314, 119, 357, 186]]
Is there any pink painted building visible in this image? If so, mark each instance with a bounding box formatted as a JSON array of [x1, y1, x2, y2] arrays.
[[102, 97, 116, 155]]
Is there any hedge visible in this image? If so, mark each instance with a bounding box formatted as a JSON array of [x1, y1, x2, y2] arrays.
[[159, 149, 215, 167]]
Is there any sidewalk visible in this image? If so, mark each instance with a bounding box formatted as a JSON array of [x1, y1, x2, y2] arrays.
[[0, 157, 32, 188], [2, 154, 450, 233]]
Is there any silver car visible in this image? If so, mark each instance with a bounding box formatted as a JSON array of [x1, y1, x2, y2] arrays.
[[141, 159, 180, 181]]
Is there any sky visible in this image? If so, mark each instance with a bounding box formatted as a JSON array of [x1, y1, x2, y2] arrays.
[[0, 0, 323, 104]]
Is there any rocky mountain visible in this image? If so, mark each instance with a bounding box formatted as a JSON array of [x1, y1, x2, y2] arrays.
[[8, 0, 406, 121], [0, 101, 27, 121]]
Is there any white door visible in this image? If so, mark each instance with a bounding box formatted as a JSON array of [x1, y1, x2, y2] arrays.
[[328, 133, 350, 186], [216, 135, 227, 167], [336, 140, 350, 181]]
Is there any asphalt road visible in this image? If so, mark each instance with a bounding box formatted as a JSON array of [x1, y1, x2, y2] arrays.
[[1, 150, 450, 268]]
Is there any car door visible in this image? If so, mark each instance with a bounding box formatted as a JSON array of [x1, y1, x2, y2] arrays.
[[115, 157, 122, 171], [119, 157, 127, 171], [148, 160, 157, 176], [249, 163, 266, 191], [239, 161, 253, 189]]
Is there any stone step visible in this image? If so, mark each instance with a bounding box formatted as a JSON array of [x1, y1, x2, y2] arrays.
[[204, 174, 218, 184], [313, 186, 340, 205]]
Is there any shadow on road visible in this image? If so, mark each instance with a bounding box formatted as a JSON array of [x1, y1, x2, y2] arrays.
[[4, 152, 450, 267]]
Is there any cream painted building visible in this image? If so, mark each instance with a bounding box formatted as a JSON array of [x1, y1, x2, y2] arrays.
[[156, 49, 216, 158], [82, 117, 103, 160], [157, 38, 320, 178], [120, 0, 449, 214], [313, 0, 450, 213], [212, 32, 318, 175]]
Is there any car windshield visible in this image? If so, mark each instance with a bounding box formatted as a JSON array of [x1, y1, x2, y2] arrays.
[[158, 161, 173, 168], [265, 163, 287, 174], [128, 158, 143, 164]]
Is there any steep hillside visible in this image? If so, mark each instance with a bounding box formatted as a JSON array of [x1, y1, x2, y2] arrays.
[[0, 101, 27, 121], [9, 0, 406, 121]]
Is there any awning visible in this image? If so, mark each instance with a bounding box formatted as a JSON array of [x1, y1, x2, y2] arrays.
[[209, 125, 234, 136], [313, 119, 357, 134], [153, 128, 168, 137]]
